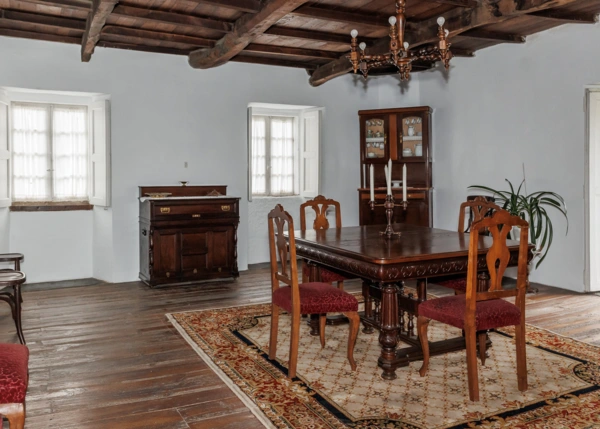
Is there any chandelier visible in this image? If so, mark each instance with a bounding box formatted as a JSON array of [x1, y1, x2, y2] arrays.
[[348, 0, 452, 80]]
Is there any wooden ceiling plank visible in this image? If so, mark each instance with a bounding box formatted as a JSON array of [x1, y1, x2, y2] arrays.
[[290, 5, 388, 29], [265, 25, 378, 45], [450, 47, 474, 57], [0, 25, 80, 42], [460, 29, 525, 43], [81, 0, 118, 62], [185, 0, 260, 14], [309, 0, 584, 86], [528, 10, 598, 23], [422, 0, 477, 8], [11, 0, 91, 12], [188, 0, 310, 69], [97, 39, 191, 55], [0, 8, 86, 29], [102, 24, 214, 47], [245, 43, 341, 60], [111, 5, 233, 33]]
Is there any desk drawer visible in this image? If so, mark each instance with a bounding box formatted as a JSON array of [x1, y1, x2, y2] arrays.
[[152, 202, 237, 219]]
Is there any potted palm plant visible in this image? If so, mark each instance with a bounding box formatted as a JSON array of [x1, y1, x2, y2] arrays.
[[469, 179, 568, 268]]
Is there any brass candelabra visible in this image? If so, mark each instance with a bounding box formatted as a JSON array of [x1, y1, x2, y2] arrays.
[[369, 194, 408, 238]]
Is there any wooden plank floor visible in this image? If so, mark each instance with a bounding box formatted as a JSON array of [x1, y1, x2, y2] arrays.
[[1, 267, 600, 428]]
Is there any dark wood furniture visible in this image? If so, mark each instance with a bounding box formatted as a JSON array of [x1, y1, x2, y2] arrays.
[[0, 270, 26, 345], [0, 254, 24, 271], [139, 185, 240, 287], [418, 210, 529, 401], [267, 204, 360, 379], [292, 223, 529, 380], [0, 343, 29, 429], [358, 107, 432, 227]]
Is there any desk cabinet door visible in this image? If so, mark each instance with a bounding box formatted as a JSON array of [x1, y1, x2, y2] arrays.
[[209, 227, 231, 272], [181, 229, 209, 277], [153, 229, 178, 280]]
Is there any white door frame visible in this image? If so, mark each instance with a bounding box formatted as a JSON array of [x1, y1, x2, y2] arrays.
[[584, 86, 600, 292]]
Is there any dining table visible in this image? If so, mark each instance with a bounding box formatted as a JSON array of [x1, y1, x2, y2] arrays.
[[293, 222, 528, 380]]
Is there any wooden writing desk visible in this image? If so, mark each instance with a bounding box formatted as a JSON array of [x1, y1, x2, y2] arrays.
[[293, 223, 526, 380]]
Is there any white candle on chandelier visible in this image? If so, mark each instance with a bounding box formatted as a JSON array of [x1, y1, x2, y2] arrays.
[[369, 164, 374, 202], [437, 16, 445, 27], [388, 16, 397, 26], [402, 163, 408, 202], [351, 29, 358, 38], [388, 159, 393, 196], [359, 42, 366, 51]]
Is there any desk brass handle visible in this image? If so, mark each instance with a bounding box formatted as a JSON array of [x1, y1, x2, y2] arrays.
[[160, 207, 170, 214], [192, 214, 201, 218], [166, 272, 170, 278], [221, 205, 231, 212], [218, 267, 222, 272], [193, 268, 198, 274]]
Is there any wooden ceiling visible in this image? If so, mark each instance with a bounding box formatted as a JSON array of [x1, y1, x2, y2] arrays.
[[0, 0, 598, 86]]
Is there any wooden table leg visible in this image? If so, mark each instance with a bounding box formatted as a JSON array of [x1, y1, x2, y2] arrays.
[[378, 282, 400, 380], [307, 261, 321, 336], [362, 281, 374, 334]]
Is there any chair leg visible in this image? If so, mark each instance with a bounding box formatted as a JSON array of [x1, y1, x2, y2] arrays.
[[288, 310, 300, 379], [0, 403, 26, 429], [343, 311, 360, 371], [515, 323, 528, 392], [319, 314, 326, 348], [14, 285, 25, 345], [417, 316, 431, 377], [465, 326, 480, 401], [477, 331, 487, 366], [337, 280, 344, 291], [268, 303, 279, 360]]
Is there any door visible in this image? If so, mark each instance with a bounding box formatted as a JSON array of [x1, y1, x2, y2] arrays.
[[586, 89, 600, 291], [209, 228, 231, 272], [153, 229, 178, 280]]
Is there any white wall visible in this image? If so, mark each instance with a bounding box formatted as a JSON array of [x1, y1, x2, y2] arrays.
[[417, 23, 600, 291], [0, 36, 420, 283]]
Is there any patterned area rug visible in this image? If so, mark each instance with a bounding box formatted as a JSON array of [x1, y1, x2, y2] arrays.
[[167, 304, 600, 429]]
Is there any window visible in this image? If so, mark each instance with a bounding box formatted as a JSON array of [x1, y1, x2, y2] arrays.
[[0, 88, 111, 208], [247, 104, 322, 200], [12, 102, 88, 201]]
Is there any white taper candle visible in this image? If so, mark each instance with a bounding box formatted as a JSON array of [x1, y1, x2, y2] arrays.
[[402, 163, 408, 202], [369, 164, 375, 201], [388, 159, 393, 196]]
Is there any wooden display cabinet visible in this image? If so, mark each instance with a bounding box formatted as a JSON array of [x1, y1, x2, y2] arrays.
[[358, 106, 433, 227], [139, 185, 240, 287]]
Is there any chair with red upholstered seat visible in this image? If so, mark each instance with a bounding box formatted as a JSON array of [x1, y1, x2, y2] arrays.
[[299, 195, 355, 289], [435, 197, 500, 293], [0, 255, 27, 345], [268, 204, 360, 379], [417, 209, 530, 402], [0, 343, 29, 429]]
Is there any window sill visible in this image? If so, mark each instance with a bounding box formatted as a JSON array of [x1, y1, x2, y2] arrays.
[[10, 202, 93, 212]]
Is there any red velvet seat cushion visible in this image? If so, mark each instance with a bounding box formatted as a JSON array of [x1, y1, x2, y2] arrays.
[[273, 282, 358, 314], [0, 343, 29, 404], [302, 264, 347, 283], [436, 277, 467, 292], [419, 295, 521, 331]]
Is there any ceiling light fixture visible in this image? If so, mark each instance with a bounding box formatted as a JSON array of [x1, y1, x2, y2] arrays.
[[348, 0, 452, 80]]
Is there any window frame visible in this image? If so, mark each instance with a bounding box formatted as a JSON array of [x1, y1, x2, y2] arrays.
[[10, 101, 89, 203]]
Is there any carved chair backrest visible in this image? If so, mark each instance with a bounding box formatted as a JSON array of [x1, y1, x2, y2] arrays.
[[268, 205, 299, 299], [458, 196, 501, 234], [465, 209, 530, 320], [300, 195, 341, 231]]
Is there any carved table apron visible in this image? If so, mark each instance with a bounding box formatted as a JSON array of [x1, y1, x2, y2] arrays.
[[292, 223, 523, 380]]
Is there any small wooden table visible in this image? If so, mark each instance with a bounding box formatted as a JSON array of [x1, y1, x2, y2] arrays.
[[293, 223, 526, 380]]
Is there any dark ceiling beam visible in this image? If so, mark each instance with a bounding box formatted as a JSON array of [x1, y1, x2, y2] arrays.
[[232, 54, 321, 70], [81, 0, 118, 62], [450, 47, 474, 57], [265, 26, 378, 45], [111, 5, 233, 33], [528, 10, 598, 23], [11, 0, 91, 12], [102, 25, 214, 47], [460, 29, 525, 43], [97, 39, 191, 55], [245, 43, 342, 60], [185, 0, 261, 13], [0, 8, 85, 30], [188, 0, 310, 69], [309, 0, 583, 86], [0, 26, 81, 43]]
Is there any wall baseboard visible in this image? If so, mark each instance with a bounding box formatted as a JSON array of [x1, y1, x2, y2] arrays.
[[23, 277, 105, 291]]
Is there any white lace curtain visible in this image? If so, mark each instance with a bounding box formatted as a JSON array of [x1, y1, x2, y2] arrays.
[[12, 103, 88, 201], [251, 115, 294, 196]]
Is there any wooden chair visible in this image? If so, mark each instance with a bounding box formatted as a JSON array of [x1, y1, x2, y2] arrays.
[[0, 254, 26, 345], [417, 209, 529, 401], [0, 343, 29, 429], [299, 195, 352, 289], [268, 204, 360, 379], [435, 197, 501, 293]]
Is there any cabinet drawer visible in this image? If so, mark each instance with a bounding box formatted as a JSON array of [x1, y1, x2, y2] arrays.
[[153, 202, 237, 218]]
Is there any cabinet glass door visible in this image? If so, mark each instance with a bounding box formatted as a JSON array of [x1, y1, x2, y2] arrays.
[[364, 116, 387, 160], [399, 115, 424, 159]]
